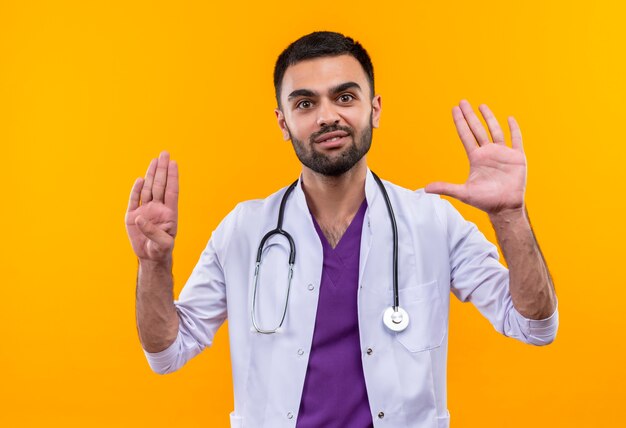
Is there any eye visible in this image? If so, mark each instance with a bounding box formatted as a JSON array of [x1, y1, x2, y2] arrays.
[[296, 99, 313, 109], [338, 93, 355, 103]]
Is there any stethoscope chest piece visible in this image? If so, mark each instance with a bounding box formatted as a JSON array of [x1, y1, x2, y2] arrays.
[[383, 306, 410, 332]]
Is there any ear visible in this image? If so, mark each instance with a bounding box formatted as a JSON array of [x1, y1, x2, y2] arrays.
[[274, 108, 291, 141], [371, 95, 382, 128]]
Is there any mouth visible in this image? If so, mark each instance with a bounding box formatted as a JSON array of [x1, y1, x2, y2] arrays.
[[314, 130, 350, 148]]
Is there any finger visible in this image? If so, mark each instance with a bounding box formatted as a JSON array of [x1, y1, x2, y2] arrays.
[[141, 158, 157, 204], [135, 215, 174, 251], [425, 182, 468, 202], [164, 160, 179, 211], [508, 116, 524, 151], [478, 104, 505, 145], [152, 151, 170, 203], [452, 106, 478, 157], [127, 177, 143, 212], [459, 100, 491, 146]]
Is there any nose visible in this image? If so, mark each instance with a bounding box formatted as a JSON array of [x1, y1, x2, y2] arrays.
[[316, 99, 340, 128]]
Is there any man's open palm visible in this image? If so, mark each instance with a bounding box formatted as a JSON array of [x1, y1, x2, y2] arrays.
[[426, 100, 527, 215], [125, 151, 179, 262]]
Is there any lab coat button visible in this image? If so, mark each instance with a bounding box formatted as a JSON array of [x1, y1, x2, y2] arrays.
[[366, 347, 373, 355], [378, 411, 385, 419], [307, 284, 315, 291], [297, 348, 304, 356], [287, 412, 294, 419]]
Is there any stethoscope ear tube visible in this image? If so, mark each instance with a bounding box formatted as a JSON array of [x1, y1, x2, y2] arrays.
[[252, 180, 298, 334], [255, 180, 299, 265], [251, 260, 295, 334]]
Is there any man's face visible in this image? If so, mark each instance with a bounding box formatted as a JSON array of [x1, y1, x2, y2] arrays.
[[275, 54, 381, 177]]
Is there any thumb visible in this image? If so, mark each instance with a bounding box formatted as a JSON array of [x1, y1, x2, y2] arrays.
[[135, 215, 173, 249], [425, 182, 467, 201]]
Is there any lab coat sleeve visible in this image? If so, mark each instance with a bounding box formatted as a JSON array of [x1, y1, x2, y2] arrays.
[[143, 204, 241, 374], [436, 198, 559, 346]]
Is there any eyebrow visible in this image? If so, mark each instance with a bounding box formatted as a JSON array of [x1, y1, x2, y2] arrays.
[[287, 81, 362, 102]]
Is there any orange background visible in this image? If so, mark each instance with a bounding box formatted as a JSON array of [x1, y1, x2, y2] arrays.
[[1, 0, 624, 426]]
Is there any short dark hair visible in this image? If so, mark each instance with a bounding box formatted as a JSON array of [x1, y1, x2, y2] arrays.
[[273, 31, 375, 107]]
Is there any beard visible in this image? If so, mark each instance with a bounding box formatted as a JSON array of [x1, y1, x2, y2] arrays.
[[288, 120, 373, 177]]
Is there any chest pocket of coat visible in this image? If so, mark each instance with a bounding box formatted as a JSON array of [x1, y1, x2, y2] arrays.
[[394, 279, 446, 352]]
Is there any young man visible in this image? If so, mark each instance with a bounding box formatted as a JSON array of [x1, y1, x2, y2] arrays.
[[126, 32, 558, 428]]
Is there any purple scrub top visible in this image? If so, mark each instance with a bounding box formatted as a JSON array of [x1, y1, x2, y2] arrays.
[[296, 199, 374, 428]]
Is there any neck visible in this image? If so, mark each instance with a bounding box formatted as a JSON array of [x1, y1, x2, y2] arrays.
[[301, 159, 367, 224]]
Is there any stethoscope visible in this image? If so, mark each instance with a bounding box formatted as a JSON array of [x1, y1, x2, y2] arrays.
[[251, 172, 410, 334]]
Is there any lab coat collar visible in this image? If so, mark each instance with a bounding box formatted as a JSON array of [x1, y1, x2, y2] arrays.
[[364, 168, 380, 209]]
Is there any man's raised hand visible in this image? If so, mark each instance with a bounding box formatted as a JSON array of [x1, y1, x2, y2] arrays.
[[425, 100, 527, 216], [125, 151, 179, 262]]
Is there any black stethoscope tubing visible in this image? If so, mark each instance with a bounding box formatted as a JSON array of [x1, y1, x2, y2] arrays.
[[371, 172, 400, 310]]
